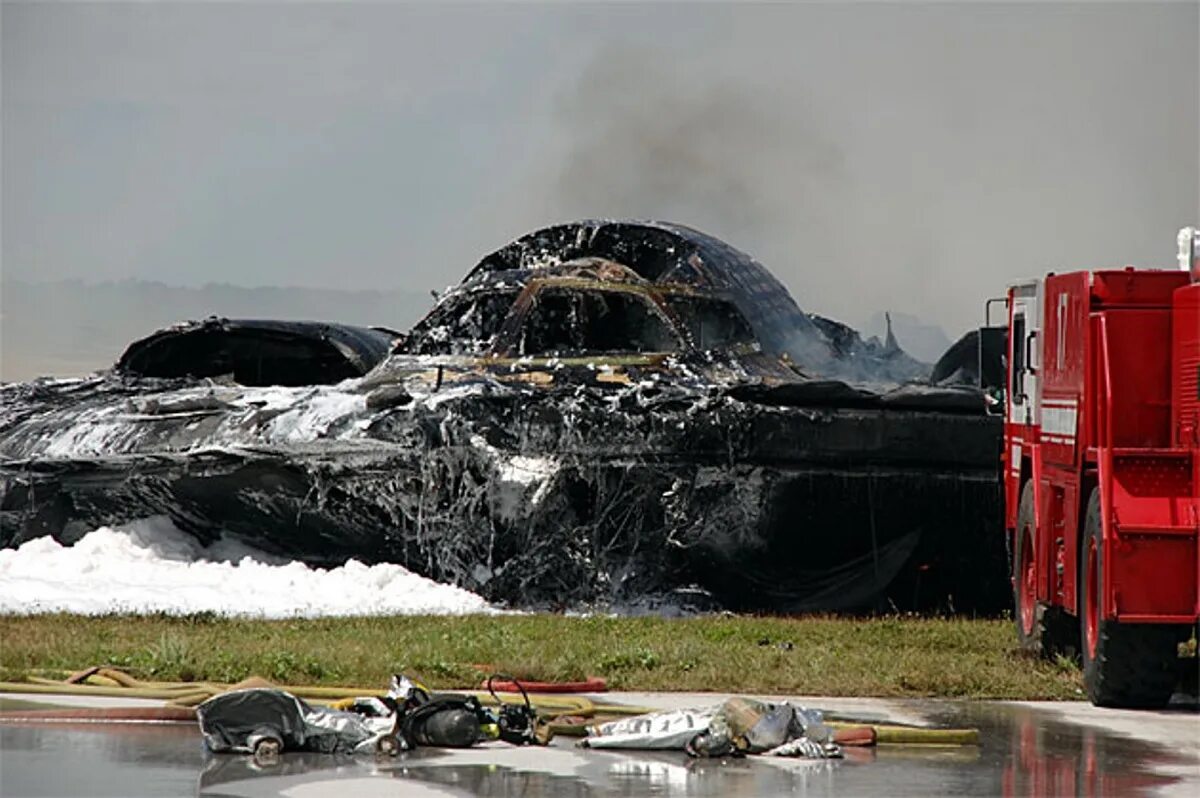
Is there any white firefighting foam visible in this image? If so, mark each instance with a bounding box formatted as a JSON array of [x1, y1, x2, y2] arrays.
[[0, 516, 497, 617]]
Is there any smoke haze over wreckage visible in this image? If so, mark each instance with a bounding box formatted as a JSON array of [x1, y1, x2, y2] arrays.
[[0, 221, 1006, 613]]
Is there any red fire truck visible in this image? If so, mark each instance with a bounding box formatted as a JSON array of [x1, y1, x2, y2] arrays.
[[1002, 227, 1199, 707]]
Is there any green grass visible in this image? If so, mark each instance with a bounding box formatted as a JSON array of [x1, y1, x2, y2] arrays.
[[0, 613, 1085, 700]]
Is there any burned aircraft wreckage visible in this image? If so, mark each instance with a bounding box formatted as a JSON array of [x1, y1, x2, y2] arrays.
[[0, 221, 1006, 612]]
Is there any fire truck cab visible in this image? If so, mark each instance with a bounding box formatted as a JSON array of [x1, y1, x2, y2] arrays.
[[1003, 227, 1200, 707]]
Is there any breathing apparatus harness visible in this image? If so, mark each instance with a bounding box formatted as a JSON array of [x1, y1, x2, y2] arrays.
[[362, 672, 545, 752], [485, 673, 541, 746]]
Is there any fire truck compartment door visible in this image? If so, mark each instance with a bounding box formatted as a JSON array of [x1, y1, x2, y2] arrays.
[[1009, 295, 1042, 428]]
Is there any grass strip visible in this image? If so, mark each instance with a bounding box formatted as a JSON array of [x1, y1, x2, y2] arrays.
[[0, 613, 1084, 700]]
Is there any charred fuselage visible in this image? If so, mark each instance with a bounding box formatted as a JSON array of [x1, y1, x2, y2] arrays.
[[0, 221, 1005, 612]]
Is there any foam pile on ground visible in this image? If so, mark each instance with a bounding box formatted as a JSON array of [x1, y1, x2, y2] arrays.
[[0, 517, 497, 617]]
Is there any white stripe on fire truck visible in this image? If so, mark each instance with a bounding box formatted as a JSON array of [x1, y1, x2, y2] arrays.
[[1040, 402, 1078, 442]]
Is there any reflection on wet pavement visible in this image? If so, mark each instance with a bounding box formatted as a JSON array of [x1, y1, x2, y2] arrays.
[[993, 706, 1177, 796], [0, 702, 1193, 797], [0, 723, 203, 798]]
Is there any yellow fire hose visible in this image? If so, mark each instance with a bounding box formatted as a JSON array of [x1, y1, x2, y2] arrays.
[[826, 720, 979, 746], [0, 668, 641, 717], [0, 668, 978, 746]]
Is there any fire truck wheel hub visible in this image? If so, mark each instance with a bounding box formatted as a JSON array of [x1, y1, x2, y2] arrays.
[[1085, 536, 1099, 660], [1019, 528, 1036, 636]]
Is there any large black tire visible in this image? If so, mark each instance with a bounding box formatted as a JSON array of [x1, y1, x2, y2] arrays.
[[1079, 488, 1179, 708], [1013, 481, 1073, 656]]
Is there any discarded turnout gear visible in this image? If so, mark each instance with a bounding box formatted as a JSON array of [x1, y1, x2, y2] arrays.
[[196, 686, 398, 759], [197, 673, 546, 759], [581, 697, 842, 759]]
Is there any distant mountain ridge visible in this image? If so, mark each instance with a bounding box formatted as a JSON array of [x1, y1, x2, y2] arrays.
[[0, 279, 432, 381]]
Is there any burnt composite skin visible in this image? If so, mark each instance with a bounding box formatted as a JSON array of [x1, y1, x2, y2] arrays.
[[0, 221, 1005, 612]]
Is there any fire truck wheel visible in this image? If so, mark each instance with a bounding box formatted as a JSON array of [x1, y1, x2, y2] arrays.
[[1013, 481, 1065, 656], [1079, 488, 1178, 708]]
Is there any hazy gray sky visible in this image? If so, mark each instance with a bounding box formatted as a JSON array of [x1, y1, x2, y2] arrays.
[[3, 1, 1198, 336]]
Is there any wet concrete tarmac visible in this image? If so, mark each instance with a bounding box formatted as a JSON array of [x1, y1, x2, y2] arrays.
[[0, 698, 1195, 797]]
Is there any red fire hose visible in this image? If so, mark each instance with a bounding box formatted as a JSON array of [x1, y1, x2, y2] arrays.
[[483, 676, 608, 694]]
